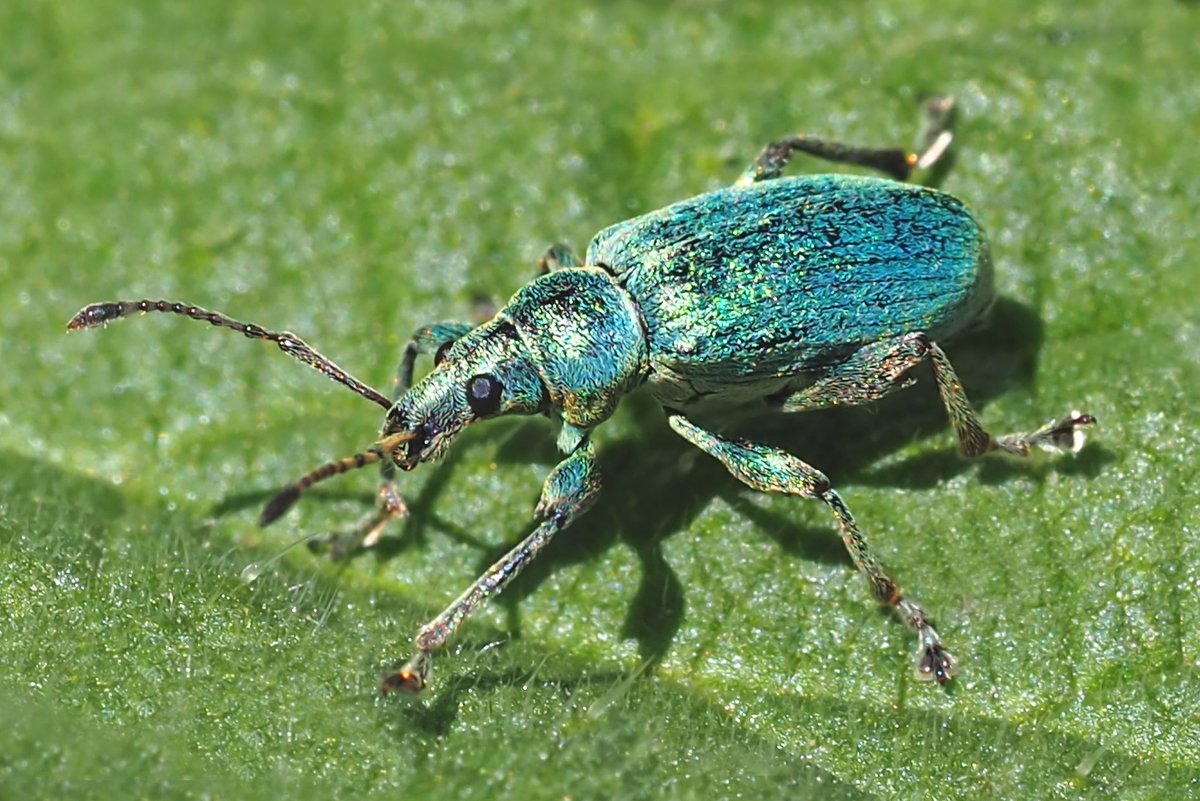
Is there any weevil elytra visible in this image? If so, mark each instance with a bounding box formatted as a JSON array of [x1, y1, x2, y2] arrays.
[[68, 97, 1093, 693]]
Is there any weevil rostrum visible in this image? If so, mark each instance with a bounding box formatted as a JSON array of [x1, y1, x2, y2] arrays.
[[68, 97, 1094, 693]]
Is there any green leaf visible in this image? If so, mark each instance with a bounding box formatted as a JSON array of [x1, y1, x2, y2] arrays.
[[2, 1, 1197, 799]]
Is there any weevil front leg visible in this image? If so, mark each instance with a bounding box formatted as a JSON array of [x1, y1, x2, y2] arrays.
[[308, 320, 478, 559], [396, 245, 581, 388], [668, 414, 954, 682], [737, 95, 955, 185], [780, 332, 1095, 458], [396, 321, 479, 392], [309, 459, 409, 559], [382, 428, 601, 693], [536, 243, 583, 274]]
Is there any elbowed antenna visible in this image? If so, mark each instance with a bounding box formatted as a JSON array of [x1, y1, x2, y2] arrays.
[[259, 430, 416, 525], [67, 299, 393, 410]]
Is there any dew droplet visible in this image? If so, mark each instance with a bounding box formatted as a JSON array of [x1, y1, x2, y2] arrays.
[[240, 562, 263, 584]]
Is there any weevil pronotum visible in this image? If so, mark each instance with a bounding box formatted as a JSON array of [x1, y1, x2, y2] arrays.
[[68, 97, 1094, 693]]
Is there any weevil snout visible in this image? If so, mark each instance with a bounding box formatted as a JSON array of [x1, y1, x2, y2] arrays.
[[380, 409, 442, 470], [380, 374, 483, 469]]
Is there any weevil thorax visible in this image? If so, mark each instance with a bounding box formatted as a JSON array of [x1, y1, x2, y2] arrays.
[[503, 267, 648, 428], [383, 267, 647, 468]]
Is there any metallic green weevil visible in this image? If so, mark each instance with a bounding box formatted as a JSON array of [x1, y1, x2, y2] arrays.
[[68, 97, 1093, 693]]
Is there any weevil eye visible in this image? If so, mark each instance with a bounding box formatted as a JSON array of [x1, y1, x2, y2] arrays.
[[465, 373, 503, 417], [433, 340, 455, 366]]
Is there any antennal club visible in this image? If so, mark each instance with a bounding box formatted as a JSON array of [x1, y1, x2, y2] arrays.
[[259, 430, 416, 526], [67, 299, 393, 410]]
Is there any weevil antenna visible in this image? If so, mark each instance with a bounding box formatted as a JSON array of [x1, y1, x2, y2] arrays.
[[67, 299, 393, 410], [259, 430, 416, 526]]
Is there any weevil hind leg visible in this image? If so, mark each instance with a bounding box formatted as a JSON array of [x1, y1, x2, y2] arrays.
[[668, 413, 954, 683], [780, 332, 1095, 459], [777, 335, 929, 412], [736, 95, 956, 186], [921, 336, 1094, 457]]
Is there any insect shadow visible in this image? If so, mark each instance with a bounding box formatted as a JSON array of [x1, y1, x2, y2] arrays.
[[395, 666, 629, 738], [0, 448, 128, 550], [258, 294, 1104, 672]]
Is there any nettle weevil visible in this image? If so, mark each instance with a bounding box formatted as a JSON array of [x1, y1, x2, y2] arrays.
[[69, 97, 1093, 693]]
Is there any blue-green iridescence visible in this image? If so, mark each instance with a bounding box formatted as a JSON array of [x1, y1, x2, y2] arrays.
[[70, 128, 1096, 694], [587, 175, 993, 405], [504, 268, 646, 428], [383, 266, 647, 460]]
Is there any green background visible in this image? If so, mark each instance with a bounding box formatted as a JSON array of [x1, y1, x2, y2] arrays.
[[2, 1, 1197, 799]]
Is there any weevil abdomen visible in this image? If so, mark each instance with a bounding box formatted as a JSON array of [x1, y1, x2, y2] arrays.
[[587, 174, 993, 405]]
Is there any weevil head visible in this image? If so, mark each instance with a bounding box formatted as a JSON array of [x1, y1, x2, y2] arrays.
[[383, 268, 648, 469], [382, 317, 548, 469]]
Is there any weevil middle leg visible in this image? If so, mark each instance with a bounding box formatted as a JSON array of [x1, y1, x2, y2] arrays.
[[667, 413, 955, 682], [678, 332, 1093, 681]]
